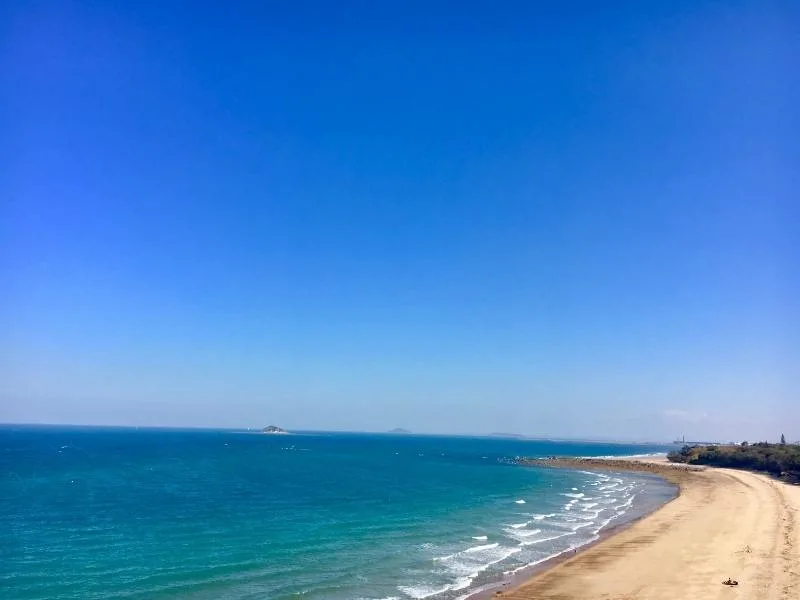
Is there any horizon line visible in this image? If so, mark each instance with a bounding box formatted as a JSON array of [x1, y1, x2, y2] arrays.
[[0, 421, 697, 444]]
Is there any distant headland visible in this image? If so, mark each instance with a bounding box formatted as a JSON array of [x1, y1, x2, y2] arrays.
[[388, 428, 411, 434], [262, 425, 288, 434]]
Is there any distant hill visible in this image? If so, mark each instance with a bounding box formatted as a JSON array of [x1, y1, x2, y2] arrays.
[[263, 425, 288, 434], [388, 428, 411, 434], [490, 432, 528, 439]]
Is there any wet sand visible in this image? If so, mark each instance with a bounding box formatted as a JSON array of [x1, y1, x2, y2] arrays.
[[490, 457, 799, 600]]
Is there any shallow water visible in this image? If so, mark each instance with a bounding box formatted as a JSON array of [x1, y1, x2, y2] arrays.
[[0, 426, 675, 599]]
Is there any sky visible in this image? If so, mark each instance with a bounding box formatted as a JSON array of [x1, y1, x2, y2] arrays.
[[1, 1, 798, 442]]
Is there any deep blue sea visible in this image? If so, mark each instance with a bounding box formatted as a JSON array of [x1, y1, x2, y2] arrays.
[[1, 426, 675, 600]]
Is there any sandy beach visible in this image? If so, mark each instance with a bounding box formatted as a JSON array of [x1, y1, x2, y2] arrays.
[[497, 458, 800, 600]]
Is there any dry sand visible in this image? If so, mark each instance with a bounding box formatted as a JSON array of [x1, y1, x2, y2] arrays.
[[498, 458, 800, 600]]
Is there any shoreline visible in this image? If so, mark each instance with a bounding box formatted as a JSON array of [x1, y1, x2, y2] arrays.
[[467, 509, 666, 600], [466, 456, 688, 600], [472, 456, 799, 600]]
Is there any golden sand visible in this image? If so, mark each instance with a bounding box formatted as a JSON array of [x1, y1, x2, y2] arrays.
[[498, 458, 799, 600]]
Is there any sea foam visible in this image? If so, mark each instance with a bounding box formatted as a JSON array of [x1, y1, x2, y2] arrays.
[[398, 584, 451, 599], [530, 513, 556, 521], [426, 542, 522, 598]]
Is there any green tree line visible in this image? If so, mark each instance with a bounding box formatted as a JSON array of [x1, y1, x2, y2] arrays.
[[667, 438, 800, 482]]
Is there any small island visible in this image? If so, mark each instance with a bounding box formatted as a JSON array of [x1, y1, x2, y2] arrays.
[[263, 425, 288, 434], [388, 428, 411, 434]]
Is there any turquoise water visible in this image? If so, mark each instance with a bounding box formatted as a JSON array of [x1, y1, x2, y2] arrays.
[[1, 426, 674, 600]]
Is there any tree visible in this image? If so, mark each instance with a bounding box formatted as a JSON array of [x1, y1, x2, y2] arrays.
[[781, 433, 786, 445]]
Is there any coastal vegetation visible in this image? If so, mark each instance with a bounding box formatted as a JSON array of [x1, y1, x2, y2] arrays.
[[667, 438, 800, 482]]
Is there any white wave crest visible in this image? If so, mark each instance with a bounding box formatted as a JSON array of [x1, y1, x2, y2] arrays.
[[398, 584, 450, 599], [465, 542, 498, 553], [504, 527, 543, 542], [518, 532, 576, 546], [450, 577, 472, 591], [531, 513, 556, 521], [614, 494, 636, 510], [425, 542, 522, 598]]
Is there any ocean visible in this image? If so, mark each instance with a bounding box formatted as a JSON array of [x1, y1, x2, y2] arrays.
[[1, 426, 675, 600]]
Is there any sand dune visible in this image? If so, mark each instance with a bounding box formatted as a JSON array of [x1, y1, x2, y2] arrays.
[[500, 463, 799, 600]]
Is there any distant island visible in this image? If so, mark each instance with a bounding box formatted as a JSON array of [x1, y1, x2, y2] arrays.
[[388, 428, 411, 434], [263, 425, 288, 434]]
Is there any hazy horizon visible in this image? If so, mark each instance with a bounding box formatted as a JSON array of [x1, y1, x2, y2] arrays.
[[2, 2, 797, 444], [0, 414, 791, 446], [0, 419, 721, 445]]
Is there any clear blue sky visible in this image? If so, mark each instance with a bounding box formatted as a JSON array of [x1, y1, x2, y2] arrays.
[[2, 1, 797, 441]]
